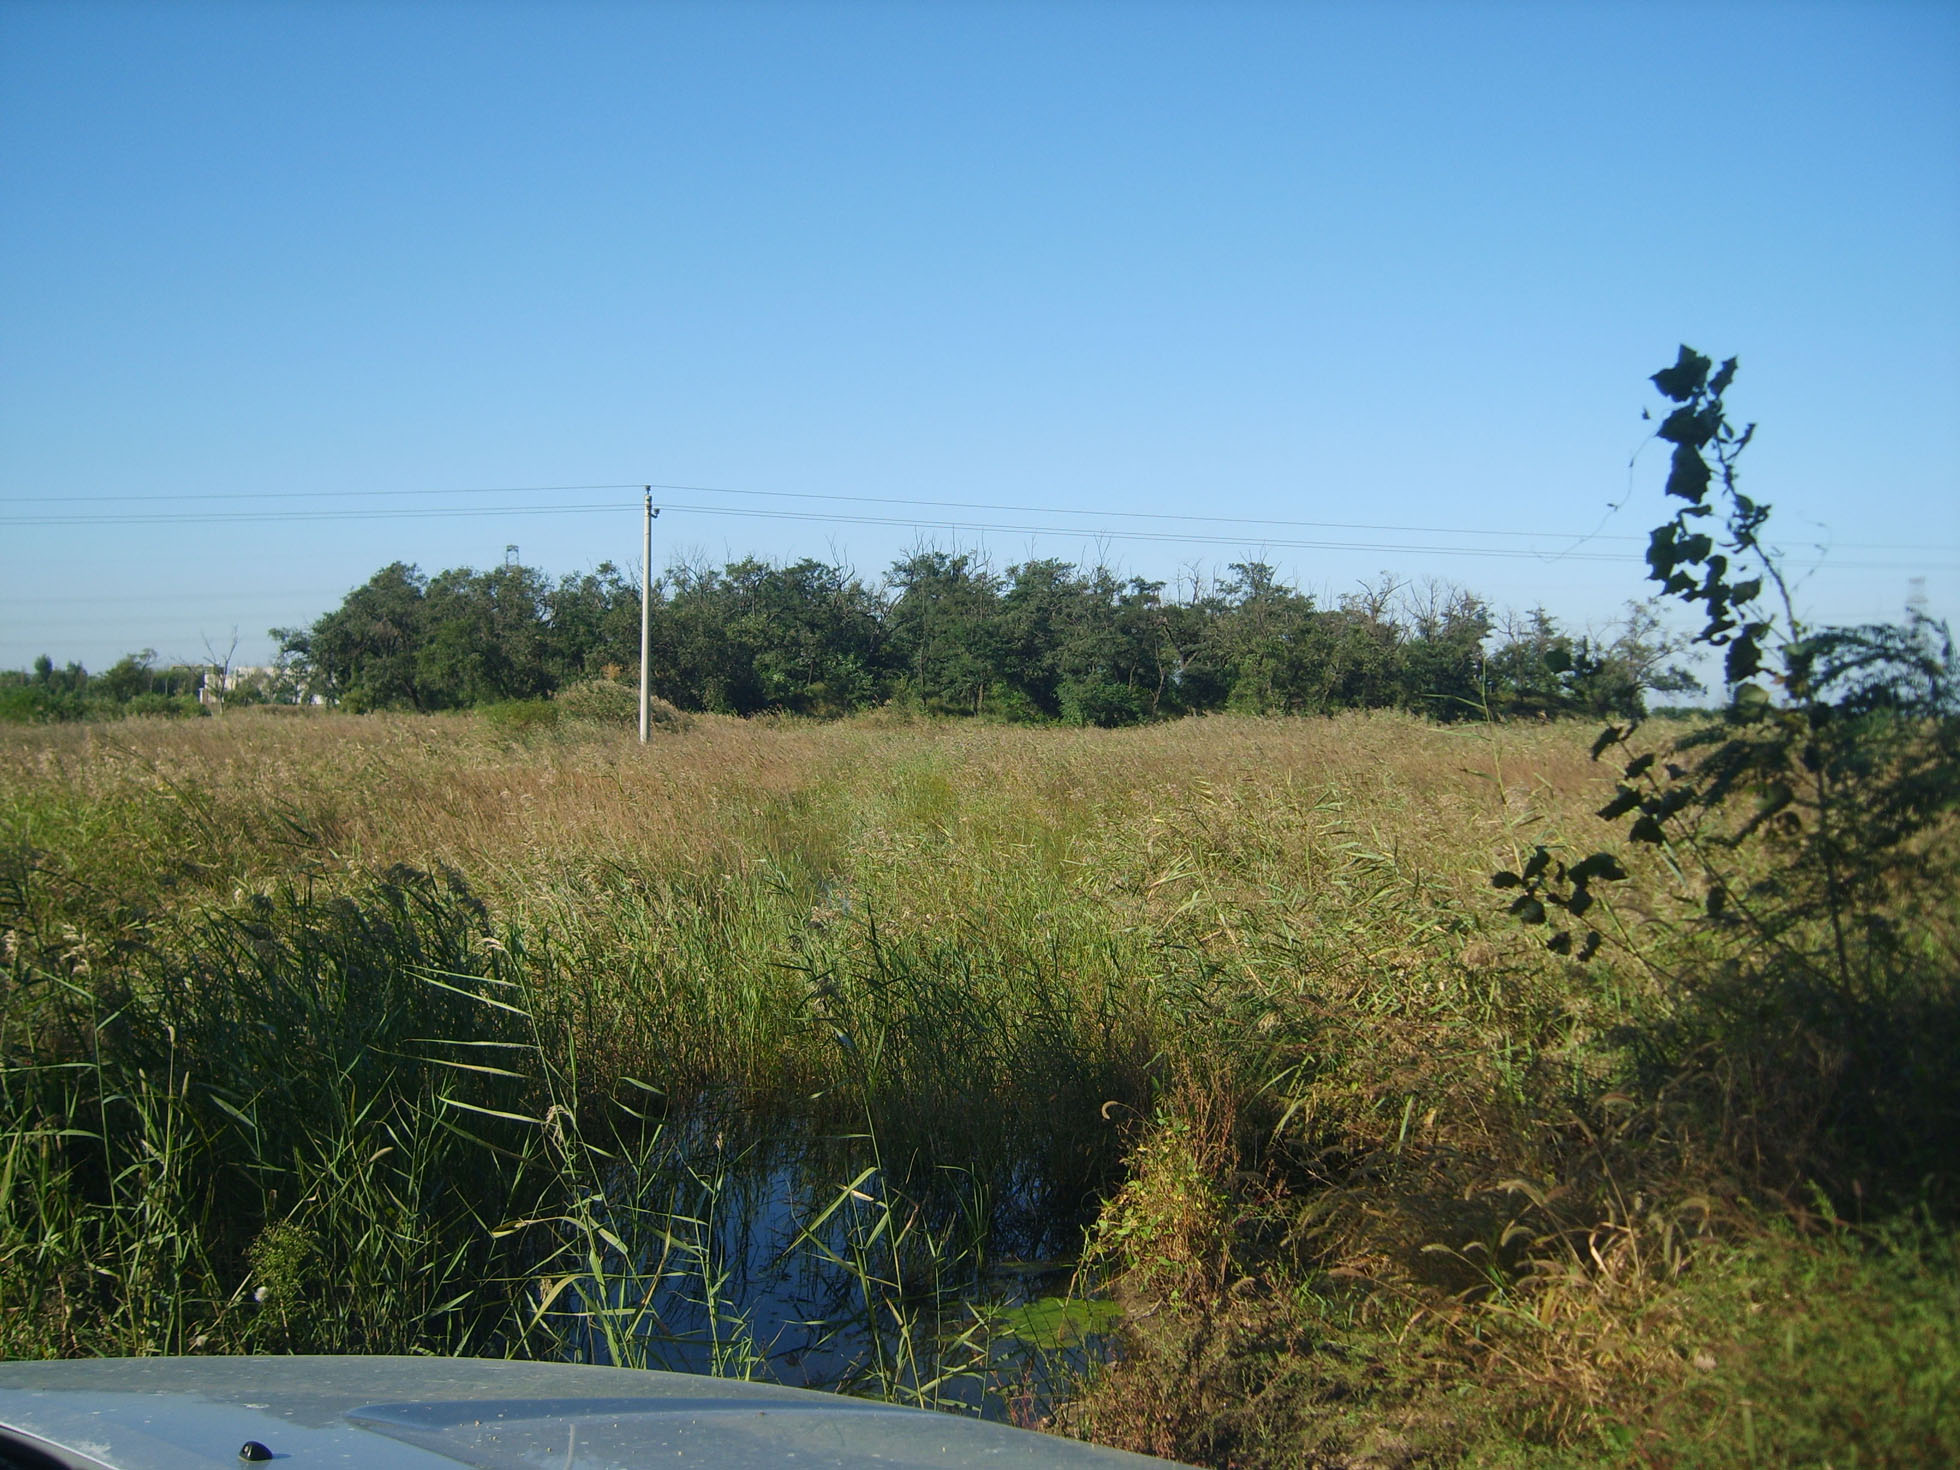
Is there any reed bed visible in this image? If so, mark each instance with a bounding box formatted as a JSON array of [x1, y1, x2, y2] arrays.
[[2, 708, 1951, 1465]]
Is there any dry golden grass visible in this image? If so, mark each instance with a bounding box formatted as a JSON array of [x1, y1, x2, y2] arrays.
[[1, 706, 1630, 925], [9, 708, 1941, 1466], [0, 705, 1659, 1136]]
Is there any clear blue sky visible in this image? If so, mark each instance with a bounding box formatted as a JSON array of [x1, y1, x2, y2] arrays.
[[3, 0, 1955, 672]]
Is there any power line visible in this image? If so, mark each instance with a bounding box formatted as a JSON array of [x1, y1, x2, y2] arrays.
[[2, 488, 1643, 545], [646, 482, 1639, 544], [2, 477, 1947, 554], [0, 499, 1652, 562], [0, 591, 343, 605], [1, 483, 642, 505], [0, 497, 1646, 558], [0, 510, 1921, 571], [1, 497, 1950, 571], [648, 481, 1954, 555]]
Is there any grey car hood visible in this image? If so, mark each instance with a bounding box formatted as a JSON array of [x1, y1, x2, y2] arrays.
[[0, 1357, 1177, 1469]]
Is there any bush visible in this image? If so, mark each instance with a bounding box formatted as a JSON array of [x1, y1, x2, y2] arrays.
[[479, 698, 559, 734], [0, 687, 66, 723], [1060, 676, 1148, 728], [552, 678, 691, 732], [123, 693, 206, 719]]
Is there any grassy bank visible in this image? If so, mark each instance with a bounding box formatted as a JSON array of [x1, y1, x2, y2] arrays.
[[2, 708, 1953, 1463]]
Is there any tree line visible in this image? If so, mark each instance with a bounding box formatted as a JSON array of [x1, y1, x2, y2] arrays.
[[3, 554, 1699, 726], [0, 651, 225, 723], [247, 551, 1697, 724], [2, 554, 1699, 727]]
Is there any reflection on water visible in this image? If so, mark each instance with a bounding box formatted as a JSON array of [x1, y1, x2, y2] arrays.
[[536, 1094, 1109, 1421]]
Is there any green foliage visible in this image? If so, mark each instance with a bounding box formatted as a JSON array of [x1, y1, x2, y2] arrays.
[[123, 692, 206, 719], [885, 551, 1004, 715], [552, 677, 691, 731], [252, 548, 1695, 725], [0, 866, 546, 1355], [1606, 1221, 1960, 1469], [1484, 603, 1693, 722], [0, 686, 70, 724], [282, 561, 430, 709], [659, 557, 888, 716], [1494, 348, 1960, 1207], [0, 650, 212, 724], [19, 544, 1701, 726], [1059, 675, 1147, 728], [478, 697, 560, 734], [418, 564, 555, 706]]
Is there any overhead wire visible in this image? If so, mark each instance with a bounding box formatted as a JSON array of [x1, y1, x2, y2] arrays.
[[0, 495, 1647, 561], [0, 477, 1948, 554], [1, 497, 1949, 571]]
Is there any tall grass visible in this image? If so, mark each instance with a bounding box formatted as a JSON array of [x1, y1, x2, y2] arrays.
[[1, 708, 1951, 1464]]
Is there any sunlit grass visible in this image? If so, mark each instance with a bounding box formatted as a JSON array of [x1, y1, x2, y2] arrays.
[[1, 707, 1949, 1464]]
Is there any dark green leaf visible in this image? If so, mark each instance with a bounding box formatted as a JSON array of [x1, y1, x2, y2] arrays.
[[1666, 443, 1713, 502], [1657, 405, 1710, 447], [1491, 871, 1522, 890], [1509, 896, 1547, 924], [1651, 346, 1712, 403], [1576, 931, 1602, 962], [1546, 930, 1573, 955], [1726, 636, 1765, 683], [1590, 725, 1625, 761], [1646, 525, 1679, 578], [1629, 816, 1666, 844], [1624, 752, 1655, 780]]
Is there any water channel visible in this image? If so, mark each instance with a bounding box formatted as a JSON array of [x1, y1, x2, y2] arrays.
[[536, 1094, 1118, 1421]]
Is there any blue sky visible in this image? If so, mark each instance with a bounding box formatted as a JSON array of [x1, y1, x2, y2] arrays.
[[2, 0, 1955, 672]]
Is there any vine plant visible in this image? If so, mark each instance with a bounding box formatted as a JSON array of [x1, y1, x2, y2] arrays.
[[1494, 347, 1959, 1008]]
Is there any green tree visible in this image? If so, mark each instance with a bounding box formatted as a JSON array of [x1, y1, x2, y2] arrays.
[[96, 650, 161, 704], [281, 562, 429, 709], [1210, 562, 1321, 714], [1318, 581, 1403, 713], [1397, 581, 1492, 720], [1050, 565, 1160, 727], [416, 564, 553, 707], [544, 562, 640, 683], [885, 551, 1006, 715]]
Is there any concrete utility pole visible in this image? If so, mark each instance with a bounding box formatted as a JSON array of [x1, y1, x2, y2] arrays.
[[639, 489, 658, 743]]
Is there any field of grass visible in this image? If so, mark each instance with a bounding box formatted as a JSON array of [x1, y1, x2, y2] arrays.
[[2, 707, 1953, 1465]]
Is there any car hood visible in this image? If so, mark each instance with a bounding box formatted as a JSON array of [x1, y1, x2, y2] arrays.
[[0, 1356, 1177, 1469]]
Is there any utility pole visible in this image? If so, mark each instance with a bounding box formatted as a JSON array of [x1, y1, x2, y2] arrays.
[[640, 489, 658, 743]]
